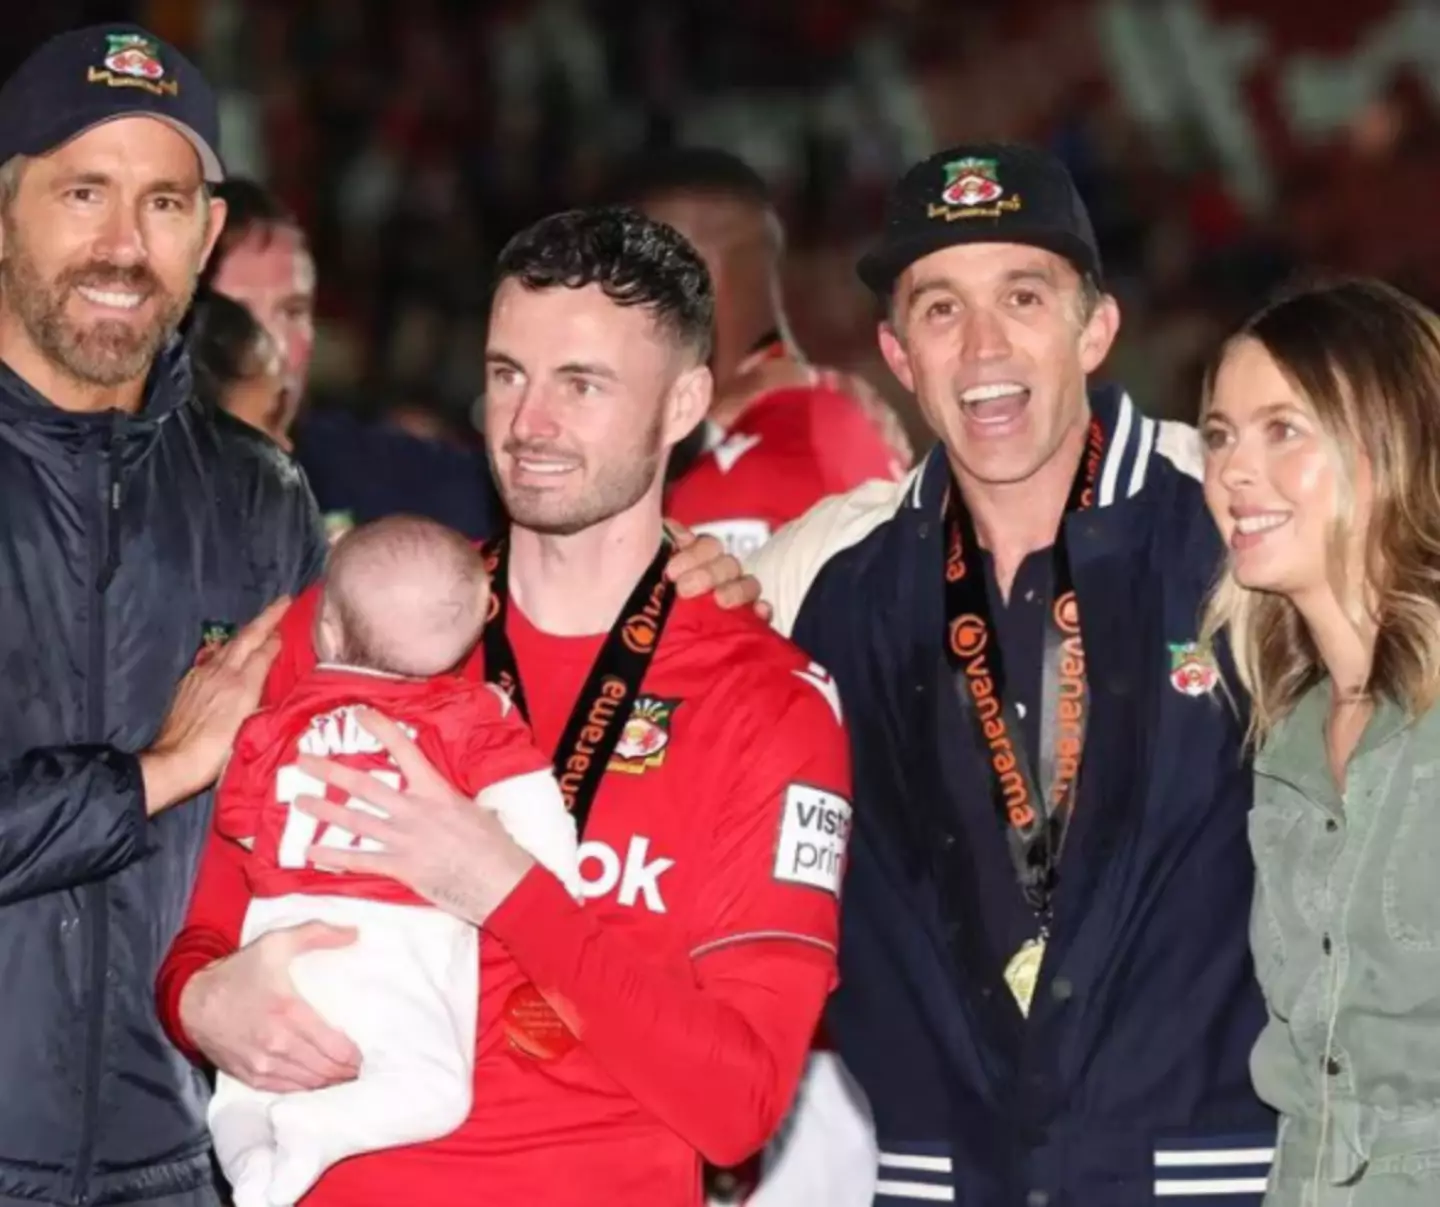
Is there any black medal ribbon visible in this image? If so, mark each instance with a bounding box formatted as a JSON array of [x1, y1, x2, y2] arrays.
[[942, 418, 1104, 921], [481, 535, 675, 837]]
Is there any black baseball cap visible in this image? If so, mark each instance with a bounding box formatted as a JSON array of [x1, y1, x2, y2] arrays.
[[0, 24, 223, 184], [857, 143, 1101, 297]]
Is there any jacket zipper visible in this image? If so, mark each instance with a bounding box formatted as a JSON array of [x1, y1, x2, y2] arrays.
[[72, 420, 121, 1204]]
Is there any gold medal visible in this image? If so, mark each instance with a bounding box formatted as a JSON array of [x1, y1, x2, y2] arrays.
[[1003, 938, 1046, 1017], [502, 983, 577, 1061]]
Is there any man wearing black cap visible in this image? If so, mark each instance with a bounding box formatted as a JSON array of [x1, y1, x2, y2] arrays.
[[735, 144, 1276, 1204], [0, 24, 325, 1207]]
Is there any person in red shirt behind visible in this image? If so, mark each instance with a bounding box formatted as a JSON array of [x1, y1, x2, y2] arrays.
[[613, 148, 907, 562], [157, 206, 853, 1207], [208, 515, 582, 1207], [618, 147, 886, 1206]]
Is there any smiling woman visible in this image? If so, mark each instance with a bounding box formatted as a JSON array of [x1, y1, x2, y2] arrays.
[[1198, 278, 1440, 744], [1198, 277, 1440, 1207]]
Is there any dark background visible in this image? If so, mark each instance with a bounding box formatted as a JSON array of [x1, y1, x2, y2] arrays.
[[5, 0, 1434, 447]]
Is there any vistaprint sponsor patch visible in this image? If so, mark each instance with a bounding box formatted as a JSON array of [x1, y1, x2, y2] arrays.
[[773, 783, 852, 895]]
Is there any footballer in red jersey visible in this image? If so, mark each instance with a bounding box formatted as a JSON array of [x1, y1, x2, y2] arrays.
[[615, 147, 905, 565], [159, 207, 851, 1207], [619, 145, 889, 1205], [665, 352, 902, 559]]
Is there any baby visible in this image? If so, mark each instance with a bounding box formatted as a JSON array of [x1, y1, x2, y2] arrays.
[[207, 515, 579, 1207]]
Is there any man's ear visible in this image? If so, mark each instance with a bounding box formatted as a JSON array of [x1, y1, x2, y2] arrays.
[[314, 594, 345, 664], [878, 320, 916, 394], [664, 362, 713, 449], [197, 195, 228, 274], [1079, 293, 1121, 375]]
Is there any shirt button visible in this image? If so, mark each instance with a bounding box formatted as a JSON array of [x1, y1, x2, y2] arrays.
[[1026, 1191, 1050, 1207], [1322, 935, 1333, 955], [1325, 1057, 1342, 1076], [1016, 702, 1028, 719], [1326, 819, 1339, 833], [1051, 977, 1074, 1003]]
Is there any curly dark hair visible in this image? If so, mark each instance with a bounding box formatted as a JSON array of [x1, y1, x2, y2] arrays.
[[493, 206, 714, 362]]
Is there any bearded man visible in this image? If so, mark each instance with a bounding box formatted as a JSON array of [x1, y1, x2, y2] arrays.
[[0, 24, 326, 1207]]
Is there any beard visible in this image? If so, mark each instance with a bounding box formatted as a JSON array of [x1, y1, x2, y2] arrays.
[[0, 215, 195, 388], [497, 410, 667, 537]]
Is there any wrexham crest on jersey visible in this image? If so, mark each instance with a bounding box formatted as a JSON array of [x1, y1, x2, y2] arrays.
[[1169, 641, 1219, 697], [88, 33, 177, 97], [609, 696, 680, 774]]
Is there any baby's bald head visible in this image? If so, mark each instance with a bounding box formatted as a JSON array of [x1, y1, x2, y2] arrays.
[[317, 516, 491, 678]]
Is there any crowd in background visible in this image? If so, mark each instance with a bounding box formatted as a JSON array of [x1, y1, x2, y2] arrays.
[[4, 1, 1435, 447], [169, 0, 1432, 449]]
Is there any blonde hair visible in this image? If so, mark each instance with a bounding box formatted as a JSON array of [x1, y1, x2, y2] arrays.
[[1200, 277, 1440, 746]]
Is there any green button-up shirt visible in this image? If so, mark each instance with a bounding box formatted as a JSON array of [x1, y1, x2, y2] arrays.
[[1250, 682, 1440, 1206]]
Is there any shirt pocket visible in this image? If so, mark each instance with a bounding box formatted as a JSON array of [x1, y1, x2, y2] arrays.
[[1246, 795, 1304, 989], [1383, 760, 1440, 952]]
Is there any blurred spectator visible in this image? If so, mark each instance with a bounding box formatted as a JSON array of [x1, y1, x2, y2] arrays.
[[203, 178, 316, 404], [203, 175, 502, 540], [612, 146, 904, 577], [190, 289, 298, 451], [214, 0, 1435, 432]]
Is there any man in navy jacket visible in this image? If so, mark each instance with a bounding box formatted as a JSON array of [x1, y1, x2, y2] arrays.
[[745, 144, 1274, 1206], [0, 25, 325, 1206]]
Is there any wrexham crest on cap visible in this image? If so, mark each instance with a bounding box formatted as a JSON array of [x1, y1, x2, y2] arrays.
[[941, 158, 1004, 208], [88, 33, 178, 97]]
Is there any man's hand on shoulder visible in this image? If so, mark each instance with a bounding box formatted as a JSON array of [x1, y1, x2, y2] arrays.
[[664, 523, 770, 620], [139, 598, 291, 815]]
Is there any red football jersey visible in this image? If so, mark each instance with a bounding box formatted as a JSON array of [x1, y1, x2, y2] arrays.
[[221, 666, 550, 904], [264, 594, 852, 1206], [664, 383, 902, 559]]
